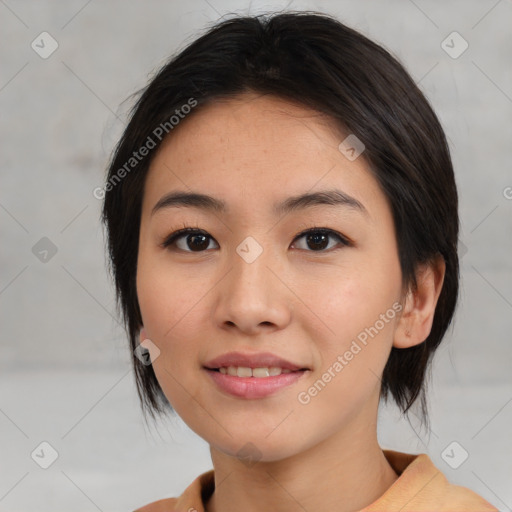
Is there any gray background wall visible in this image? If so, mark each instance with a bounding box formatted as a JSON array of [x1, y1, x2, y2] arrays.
[[1, 0, 511, 510]]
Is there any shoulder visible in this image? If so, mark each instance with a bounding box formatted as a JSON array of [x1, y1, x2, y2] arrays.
[[410, 453, 498, 511], [426, 474, 499, 511], [133, 496, 179, 512], [366, 450, 499, 511]]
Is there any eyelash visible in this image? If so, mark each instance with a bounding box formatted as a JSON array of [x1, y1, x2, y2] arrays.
[[160, 223, 352, 253]]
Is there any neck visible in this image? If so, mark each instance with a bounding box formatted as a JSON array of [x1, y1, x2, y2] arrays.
[[205, 409, 398, 512]]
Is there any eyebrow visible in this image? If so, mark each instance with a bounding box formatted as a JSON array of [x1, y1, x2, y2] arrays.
[[151, 188, 368, 217]]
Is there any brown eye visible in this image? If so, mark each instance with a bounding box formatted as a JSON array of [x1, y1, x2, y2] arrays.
[[292, 228, 349, 252], [162, 229, 218, 252]]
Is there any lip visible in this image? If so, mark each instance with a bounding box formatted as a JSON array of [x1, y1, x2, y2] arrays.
[[204, 368, 308, 399], [203, 351, 308, 371]]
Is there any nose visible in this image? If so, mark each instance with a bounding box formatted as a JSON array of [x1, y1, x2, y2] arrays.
[[213, 244, 292, 335]]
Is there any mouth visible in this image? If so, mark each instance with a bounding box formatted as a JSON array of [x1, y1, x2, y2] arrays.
[[202, 351, 310, 398], [204, 366, 309, 378], [203, 351, 310, 374], [203, 366, 309, 399]]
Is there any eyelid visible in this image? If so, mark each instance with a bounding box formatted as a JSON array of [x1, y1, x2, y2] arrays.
[[159, 226, 209, 249], [293, 225, 352, 247]]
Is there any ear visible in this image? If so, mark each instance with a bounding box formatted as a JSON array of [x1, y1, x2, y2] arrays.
[[139, 326, 148, 344], [394, 255, 446, 349]]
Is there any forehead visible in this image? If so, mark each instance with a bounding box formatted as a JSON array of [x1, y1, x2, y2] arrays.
[[142, 92, 387, 222]]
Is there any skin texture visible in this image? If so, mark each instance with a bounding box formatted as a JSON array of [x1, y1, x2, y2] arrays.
[[136, 92, 445, 512]]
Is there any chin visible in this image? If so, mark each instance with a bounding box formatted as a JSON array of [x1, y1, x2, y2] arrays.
[[211, 435, 304, 464]]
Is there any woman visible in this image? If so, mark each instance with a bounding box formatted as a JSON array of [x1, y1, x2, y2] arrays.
[[101, 11, 498, 512]]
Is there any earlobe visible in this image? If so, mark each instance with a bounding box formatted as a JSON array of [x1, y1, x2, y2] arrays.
[[139, 326, 147, 344], [393, 256, 446, 349]]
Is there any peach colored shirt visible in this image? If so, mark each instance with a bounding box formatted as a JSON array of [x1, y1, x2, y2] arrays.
[[134, 449, 498, 512]]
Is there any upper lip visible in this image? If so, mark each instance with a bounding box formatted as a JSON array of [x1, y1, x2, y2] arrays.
[[203, 351, 309, 371]]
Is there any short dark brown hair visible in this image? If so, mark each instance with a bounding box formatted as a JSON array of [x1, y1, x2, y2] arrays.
[[101, 11, 459, 431]]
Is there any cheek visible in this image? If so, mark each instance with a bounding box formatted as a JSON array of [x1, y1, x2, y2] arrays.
[[138, 278, 197, 345], [304, 261, 399, 332], [137, 266, 172, 340], [137, 265, 206, 412], [298, 254, 401, 374], [294, 275, 398, 427], [136, 254, 199, 361]]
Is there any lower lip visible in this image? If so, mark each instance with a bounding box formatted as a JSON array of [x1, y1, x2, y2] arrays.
[[204, 368, 307, 399]]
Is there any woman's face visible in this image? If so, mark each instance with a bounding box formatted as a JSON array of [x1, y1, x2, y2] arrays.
[[136, 92, 405, 461]]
